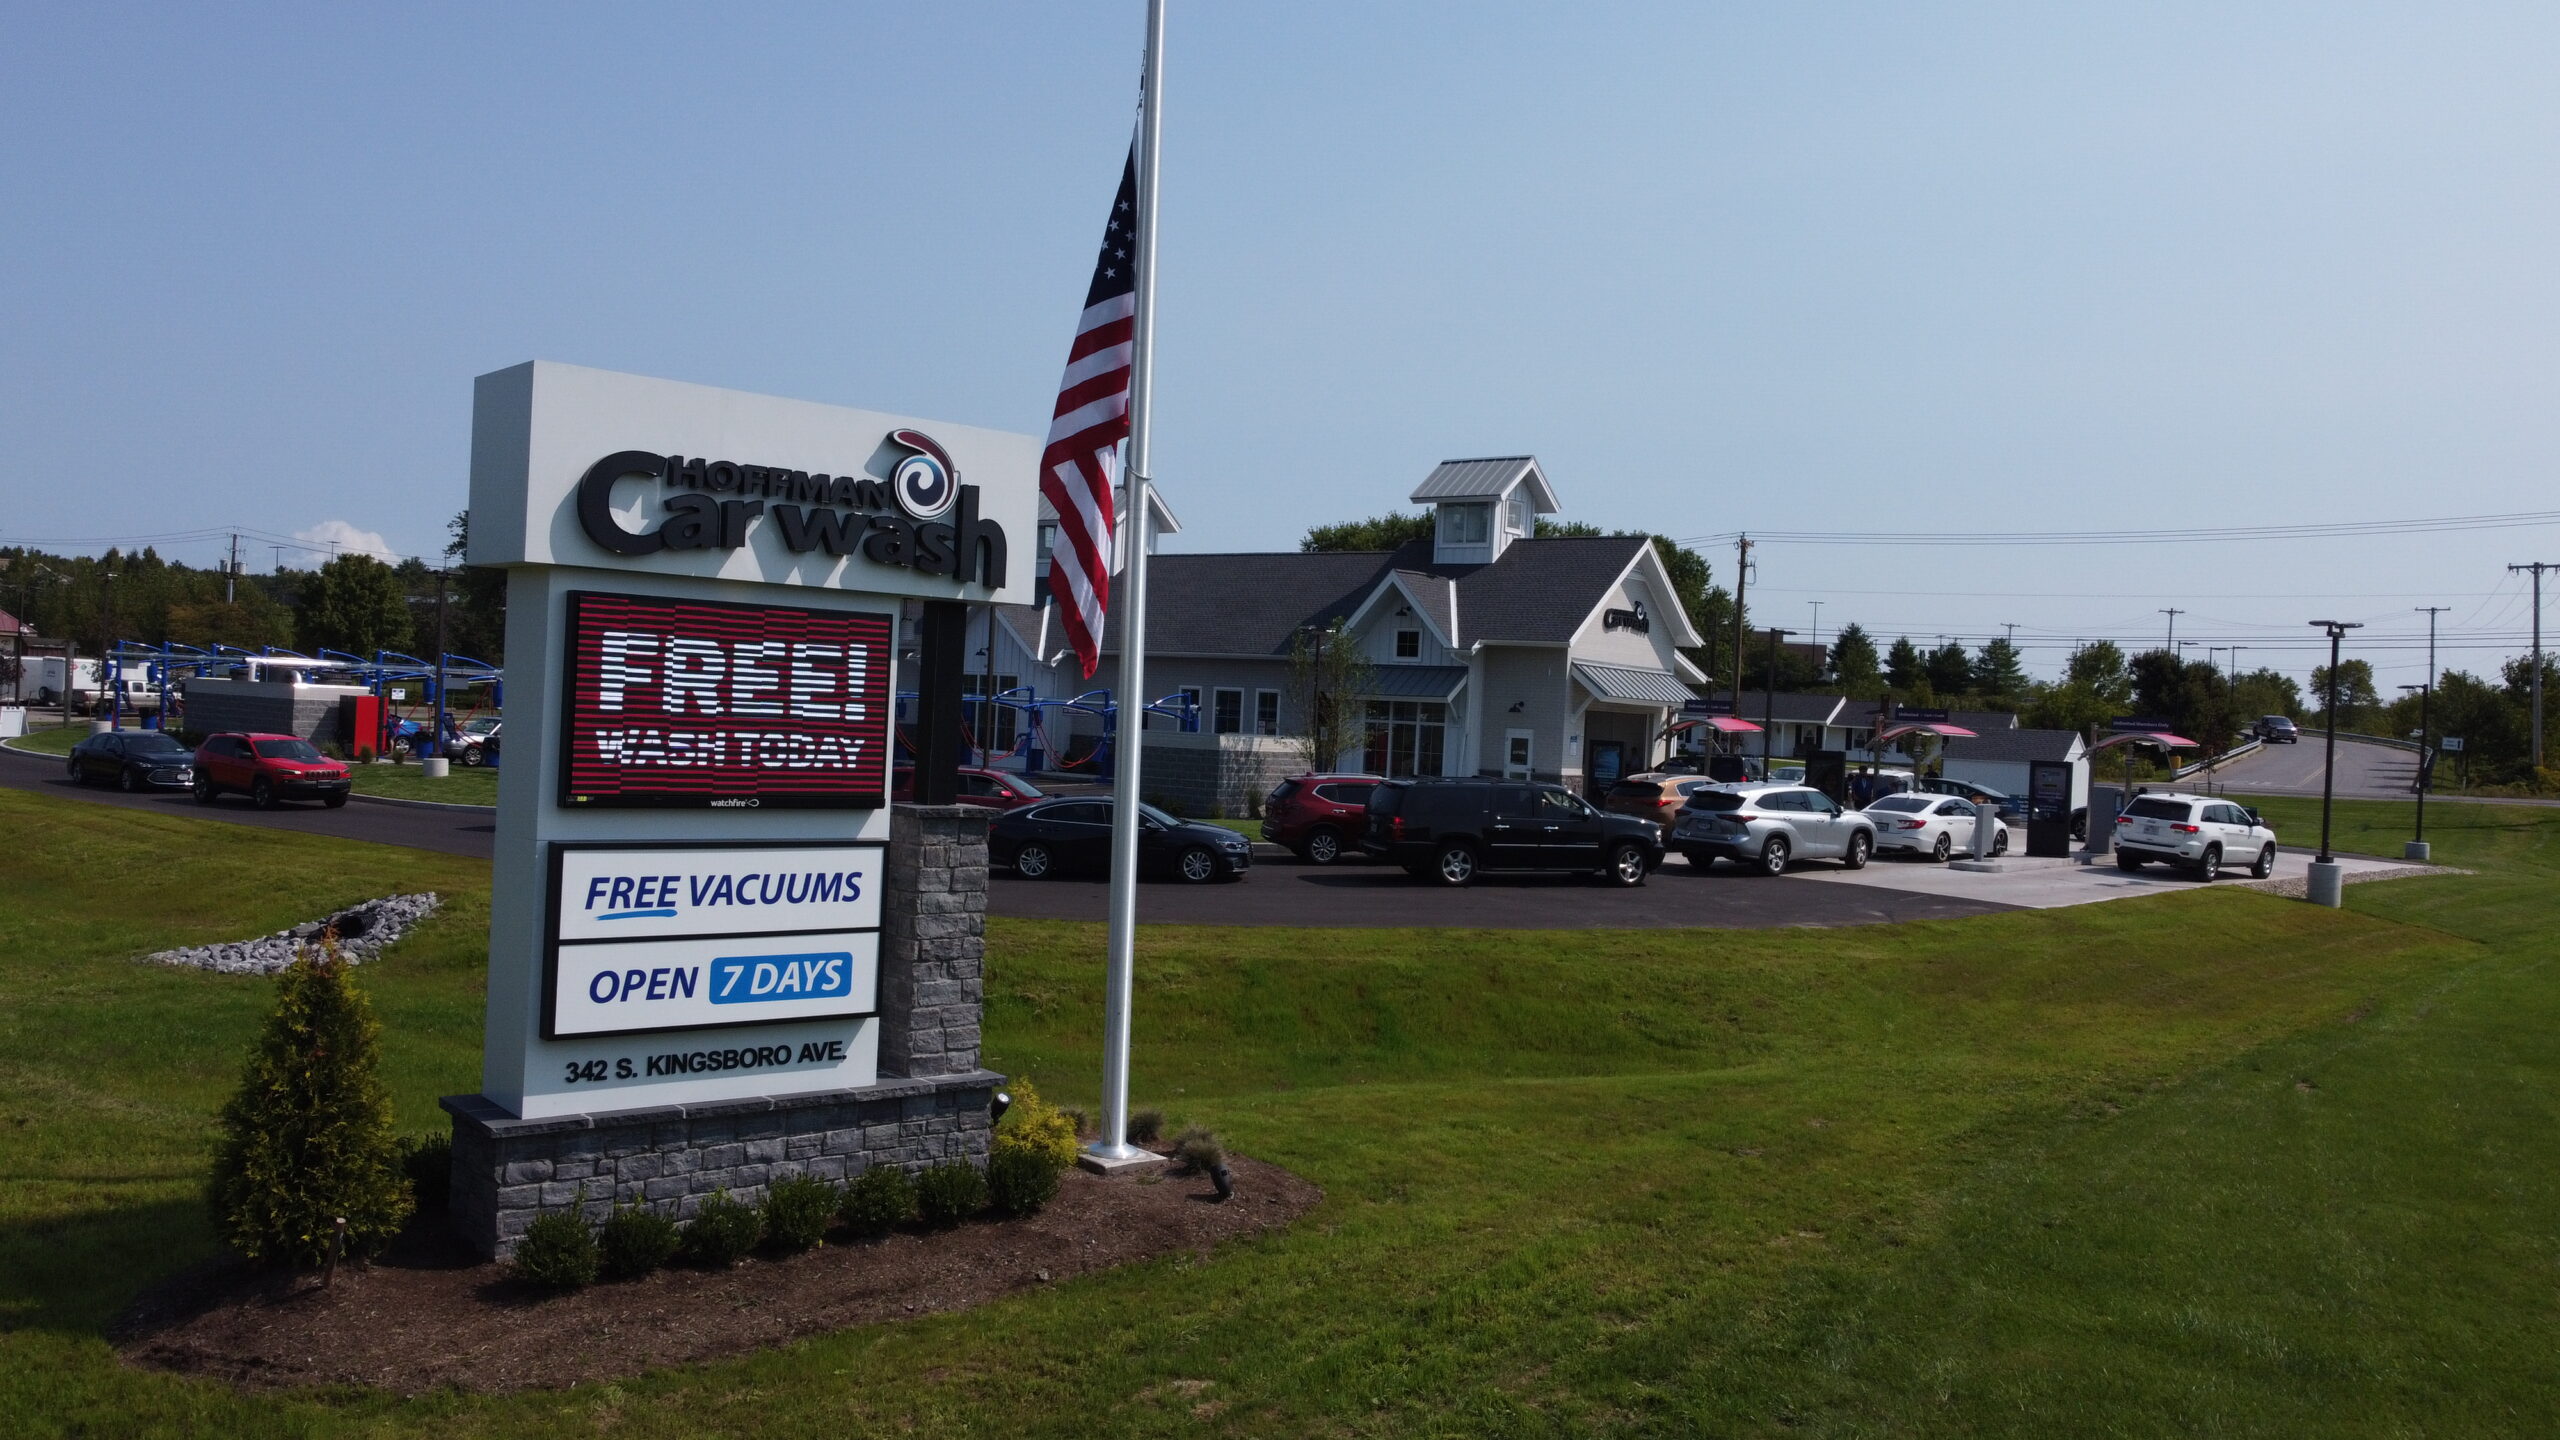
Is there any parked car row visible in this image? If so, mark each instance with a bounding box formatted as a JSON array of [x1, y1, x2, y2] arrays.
[[67, 729, 351, 809]]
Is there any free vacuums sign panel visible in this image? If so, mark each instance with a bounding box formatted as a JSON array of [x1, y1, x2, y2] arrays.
[[544, 841, 883, 1040], [558, 590, 891, 809]]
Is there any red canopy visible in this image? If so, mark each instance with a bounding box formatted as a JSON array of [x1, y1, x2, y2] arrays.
[[1668, 716, 1764, 735], [2089, 730, 2198, 752], [1871, 721, 1980, 747]]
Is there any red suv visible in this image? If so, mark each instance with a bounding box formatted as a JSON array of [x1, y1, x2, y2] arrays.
[[1264, 772, 1383, 864], [890, 765, 1046, 812], [193, 732, 353, 809]]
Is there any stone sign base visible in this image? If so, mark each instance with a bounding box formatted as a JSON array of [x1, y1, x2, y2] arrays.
[[442, 1073, 1000, 1257]]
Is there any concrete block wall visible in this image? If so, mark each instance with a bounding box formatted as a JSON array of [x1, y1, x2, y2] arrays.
[[1138, 731, 1303, 818], [444, 1074, 998, 1251], [878, 804, 989, 1079]]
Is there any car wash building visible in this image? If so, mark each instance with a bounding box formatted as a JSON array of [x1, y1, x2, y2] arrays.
[[972, 456, 1707, 801]]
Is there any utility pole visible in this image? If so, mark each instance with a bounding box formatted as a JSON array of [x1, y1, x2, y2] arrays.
[[2512, 563, 2555, 769], [2002, 622, 2018, 645], [2159, 607, 2183, 652], [1729, 535, 1752, 719], [225, 533, 239, 604], [433, 567, 449, 762], [1807, 600, 1822, 655]]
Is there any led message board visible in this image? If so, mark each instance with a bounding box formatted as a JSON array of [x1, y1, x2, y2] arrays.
[[558, 590, 892, 809]]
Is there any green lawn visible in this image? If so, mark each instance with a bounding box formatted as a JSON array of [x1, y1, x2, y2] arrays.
[[346, 761, 498, 805], [3, 723, 85, 756], [2, 790, 2555, 1435]]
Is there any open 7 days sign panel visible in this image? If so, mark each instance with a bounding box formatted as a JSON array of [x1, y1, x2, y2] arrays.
[[545, 841, 883, 1040], [560, 590, 891, 808]]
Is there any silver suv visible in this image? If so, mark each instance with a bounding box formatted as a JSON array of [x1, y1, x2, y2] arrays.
[[2114, 791, 2277, 880], [1670, 783, 1875, 875]]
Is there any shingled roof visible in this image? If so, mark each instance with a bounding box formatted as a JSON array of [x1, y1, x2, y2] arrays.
[[1092, 534, 1654, 657]]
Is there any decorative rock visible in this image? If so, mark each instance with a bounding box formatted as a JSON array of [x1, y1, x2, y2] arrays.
[[140, 893, 442, 975]]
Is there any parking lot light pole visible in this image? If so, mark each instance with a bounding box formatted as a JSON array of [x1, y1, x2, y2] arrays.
[[1761, 628, 1795, 775], [2397, 682, 2431, 860], [2306, 620, 2363, 906]]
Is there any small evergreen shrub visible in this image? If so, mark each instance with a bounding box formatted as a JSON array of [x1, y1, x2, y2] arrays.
[[206, 939, 413, 1268], [399, 1132, 452, 1213], [599, 1202, 682, 1279], [1062, 1106, 1091, 1138], [914, 1161, 988, 1228], [991, 1080, 1081, 1172], [987, 1144, 1063, 1217], [514, 1200, 600, 1290], [839, 1165, 914, 1240], [1128, 1108, 1165, 1144], [761, 1173, 838, 1254], [1172, 1126, 1225, 1173], [683, 1188, 762, 1267]]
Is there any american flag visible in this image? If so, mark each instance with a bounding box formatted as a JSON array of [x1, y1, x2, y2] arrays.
[[1040, 146, 1139, 678]]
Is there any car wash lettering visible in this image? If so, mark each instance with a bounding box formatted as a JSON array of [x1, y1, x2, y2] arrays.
[[574, 448, 1008, 588]]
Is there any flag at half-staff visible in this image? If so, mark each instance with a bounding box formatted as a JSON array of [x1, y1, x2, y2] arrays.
[[1038, 147, 1139, 678]]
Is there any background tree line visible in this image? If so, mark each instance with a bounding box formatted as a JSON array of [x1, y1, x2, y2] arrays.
[[0, 512, 505, 667]]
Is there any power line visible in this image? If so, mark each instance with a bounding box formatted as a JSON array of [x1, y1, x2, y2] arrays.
[[1676, 507, 2560, 550]]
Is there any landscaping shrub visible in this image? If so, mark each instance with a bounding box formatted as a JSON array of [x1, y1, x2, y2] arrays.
[[1172, 1125, 1225, 1173], [682, 1188, 761, 1266], [398, 1132, 452, 1213], [838, 1165, 913, 1239], [1128, 1107, 1165, 1144], [914, 1161, 987, 1228], [761, 1173, 838, 1254], [599, 1202, 682, 1279], [205, 938, 413, 1268], [987, 1144, 1063, 1217], [992, 1079, 1080, 1172], [513, 1200, 600, 1290]]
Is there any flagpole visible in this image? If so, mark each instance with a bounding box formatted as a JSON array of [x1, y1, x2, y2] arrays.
[[1091, 0, 1165, 1165]]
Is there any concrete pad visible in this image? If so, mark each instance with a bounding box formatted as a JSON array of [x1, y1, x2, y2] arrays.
[[1790, 846, 2449, 910], [1075, 1147, 1168, 1178]]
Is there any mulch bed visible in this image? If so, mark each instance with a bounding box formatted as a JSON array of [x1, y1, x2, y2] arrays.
[[114, 1153, 1319, 1395]]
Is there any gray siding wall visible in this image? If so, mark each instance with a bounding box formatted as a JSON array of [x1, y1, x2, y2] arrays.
[[1137, 730, 1303, 817], [1475, 646, 1569, 782]]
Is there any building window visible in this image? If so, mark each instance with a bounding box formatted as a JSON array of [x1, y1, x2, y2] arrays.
[[1437, 503, 1489, 545], [1254, 689, 1280, 736], [1036, 521, 1056, 576], [1171, 685, 1201, 732], [1507, 492, 1528, 535], [1212, 687, 1243, 735], [962, 673, 1019, 754], [1363, 699, 1447, 778], [1394, 629, 1421, 659]]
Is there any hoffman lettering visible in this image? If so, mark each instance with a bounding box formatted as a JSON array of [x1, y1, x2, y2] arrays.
[[573, 448, 1007, 586]]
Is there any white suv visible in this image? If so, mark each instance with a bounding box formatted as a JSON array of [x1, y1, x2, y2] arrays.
[[2114, 792, 2277, 880]]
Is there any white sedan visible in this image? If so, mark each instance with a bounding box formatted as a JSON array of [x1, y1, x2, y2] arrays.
[[1864, 793, 2007, 861]]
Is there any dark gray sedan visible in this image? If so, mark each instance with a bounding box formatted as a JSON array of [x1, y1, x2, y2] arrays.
[[66, 729, 197, 791]]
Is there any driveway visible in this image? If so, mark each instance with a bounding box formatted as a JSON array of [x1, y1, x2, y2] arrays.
[[1, 742, 497, 858], [2208, 736, 2421, 798]]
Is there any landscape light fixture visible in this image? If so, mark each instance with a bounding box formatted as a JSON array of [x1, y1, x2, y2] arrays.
[[2306, 620, 2364, 903]]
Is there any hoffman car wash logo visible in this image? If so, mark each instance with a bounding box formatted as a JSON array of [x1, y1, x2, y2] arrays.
[[573, 430, 1005, 585]]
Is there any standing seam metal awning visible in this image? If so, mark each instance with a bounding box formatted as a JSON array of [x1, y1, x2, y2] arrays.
[[1367, 665, 1469, 700], [1571, 662, 1694, 705]]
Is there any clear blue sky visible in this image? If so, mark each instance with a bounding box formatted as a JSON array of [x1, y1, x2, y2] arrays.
[[6, 3, 2556, 691]]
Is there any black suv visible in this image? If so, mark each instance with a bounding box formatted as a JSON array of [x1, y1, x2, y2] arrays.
[[1361, 777, 1665, 886]]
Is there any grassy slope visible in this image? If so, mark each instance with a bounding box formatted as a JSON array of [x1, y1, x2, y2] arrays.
[[0, 791, 2552, 1436]]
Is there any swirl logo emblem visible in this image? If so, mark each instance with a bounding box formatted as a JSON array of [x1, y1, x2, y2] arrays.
[[884, 428, 960, 522]]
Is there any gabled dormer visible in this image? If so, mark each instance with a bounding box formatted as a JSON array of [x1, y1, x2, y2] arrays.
[[1409, 456, 1558, 566]]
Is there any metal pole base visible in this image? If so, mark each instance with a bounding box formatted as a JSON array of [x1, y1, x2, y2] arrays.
[[2402, 840, 2431, 862], [1076, 1143, 1167, 1177], [420, 756, 451, 779], [2306, 859, 2346, 908]]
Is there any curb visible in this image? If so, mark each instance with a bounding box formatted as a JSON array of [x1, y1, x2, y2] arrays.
[[349, 790, 497, 814]]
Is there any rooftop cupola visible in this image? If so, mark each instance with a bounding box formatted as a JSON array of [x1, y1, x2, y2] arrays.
[[1408, 455, 1559, 566]]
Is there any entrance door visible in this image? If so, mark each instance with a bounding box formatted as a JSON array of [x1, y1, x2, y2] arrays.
[[1503, 729, 1533, 780]]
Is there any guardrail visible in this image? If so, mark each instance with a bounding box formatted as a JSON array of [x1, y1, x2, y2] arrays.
[[2175, 737, 2262, 780]]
